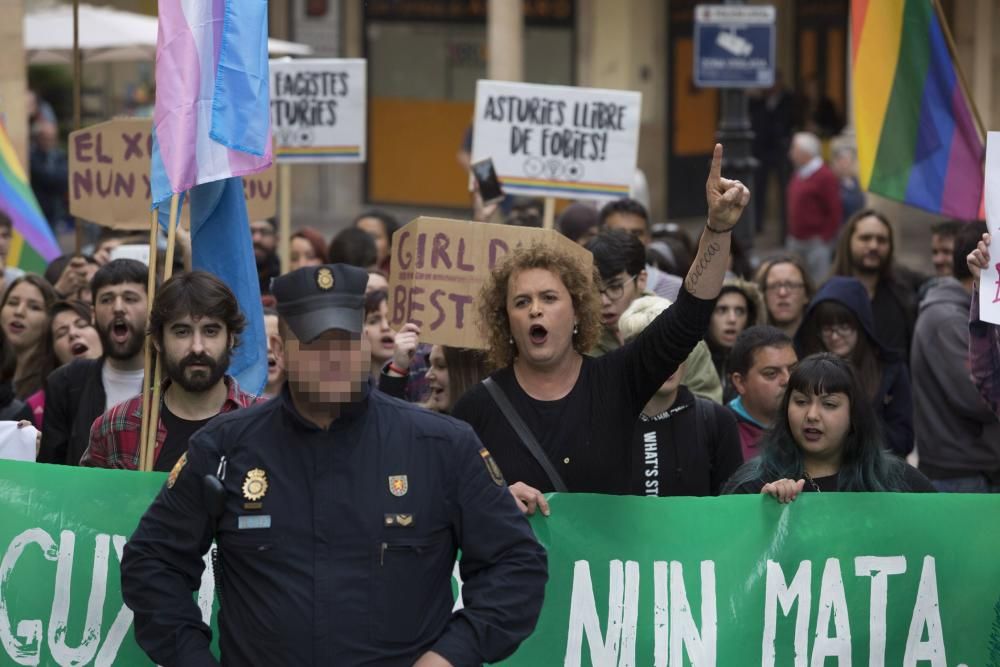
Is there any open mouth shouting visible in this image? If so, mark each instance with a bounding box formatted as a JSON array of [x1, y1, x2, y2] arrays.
[[379, 334, 395, 351], [110, 319, 132, 344], [70, 341, 90, 358], [802, 426, 823, 442], [528, 324, 548, 345]]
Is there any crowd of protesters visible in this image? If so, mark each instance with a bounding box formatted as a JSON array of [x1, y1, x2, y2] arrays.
[[4, 121, 999, 505]]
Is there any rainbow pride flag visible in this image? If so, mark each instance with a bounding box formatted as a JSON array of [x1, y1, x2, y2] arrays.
[[852, 0, 984, 220], [0, 122, 60, 274]]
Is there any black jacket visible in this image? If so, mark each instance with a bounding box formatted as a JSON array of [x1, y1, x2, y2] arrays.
[[121, 385, 547, 667], [38, 358, 106, 465]]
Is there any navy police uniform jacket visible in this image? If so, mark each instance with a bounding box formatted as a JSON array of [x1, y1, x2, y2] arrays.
[[121, 385, 548, 666]]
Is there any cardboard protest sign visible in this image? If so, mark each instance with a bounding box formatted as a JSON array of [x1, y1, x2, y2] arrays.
[[471, 80, 641, 201], [270, 58, 367, 163], [981, 131, 1000, 324], [69, 118, 276, 230], [388, 218, 592, 349]]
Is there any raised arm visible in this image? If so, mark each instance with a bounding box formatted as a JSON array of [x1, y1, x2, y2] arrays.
[[967, 233, 1000, 415], [684, 143, 750, 300]]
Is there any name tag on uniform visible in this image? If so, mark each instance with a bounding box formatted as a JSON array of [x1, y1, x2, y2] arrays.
[[238, 515, 271, 530]]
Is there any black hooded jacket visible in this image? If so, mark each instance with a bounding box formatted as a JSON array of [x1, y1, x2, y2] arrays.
[[795, 277, 914, 457]]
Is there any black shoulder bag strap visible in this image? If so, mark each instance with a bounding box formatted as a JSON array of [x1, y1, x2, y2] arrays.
[[482, 377, 569, 492]]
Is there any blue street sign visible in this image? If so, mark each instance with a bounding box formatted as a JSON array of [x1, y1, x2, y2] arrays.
[[694, 4, 776, 88]]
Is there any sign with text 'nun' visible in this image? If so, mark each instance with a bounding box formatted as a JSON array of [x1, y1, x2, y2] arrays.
[[471, 80, 641, 201], [269, 58, 366, 163]]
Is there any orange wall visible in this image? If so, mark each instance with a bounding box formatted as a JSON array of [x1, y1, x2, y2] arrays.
[[368, 98, 474, 208]]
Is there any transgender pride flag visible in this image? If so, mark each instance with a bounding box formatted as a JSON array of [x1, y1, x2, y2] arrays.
[[149, 0, 273, 206]]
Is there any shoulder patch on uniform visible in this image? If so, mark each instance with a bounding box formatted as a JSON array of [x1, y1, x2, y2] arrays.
[[167, 452, 187, 489], [479, 448, 505, 486]]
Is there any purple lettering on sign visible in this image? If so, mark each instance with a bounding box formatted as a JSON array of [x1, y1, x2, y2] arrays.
[[448, 294, 473, 329], [72, 170, 93, 200], [122, 132, 144, 161], [392, 285, 408, 324], [488, 238, 509, 269], [456, 238, 475, 272], [397, 231, 412, 270], [431, 233, 452, 270], [408, 286, 426, 327], [96, 170, 113, 197], [95, 133, 113, 164], [428, 289, 447, 330], [74, 132, 94, 162], [114, 172, 135, 198]]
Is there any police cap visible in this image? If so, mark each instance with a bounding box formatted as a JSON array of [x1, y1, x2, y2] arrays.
[[271, 264, 367, 342]]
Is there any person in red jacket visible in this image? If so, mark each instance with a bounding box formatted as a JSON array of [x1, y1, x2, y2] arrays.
[[785, 131, 842, 282]]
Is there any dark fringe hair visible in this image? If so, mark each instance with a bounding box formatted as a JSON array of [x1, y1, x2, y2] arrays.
[[726, 353, 906, 492]]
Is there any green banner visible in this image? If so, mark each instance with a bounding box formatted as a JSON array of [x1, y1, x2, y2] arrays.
[[1, 460, 999, 666]]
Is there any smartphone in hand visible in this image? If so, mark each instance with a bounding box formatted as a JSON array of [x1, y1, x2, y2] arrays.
[[471, 158, 504, 204]]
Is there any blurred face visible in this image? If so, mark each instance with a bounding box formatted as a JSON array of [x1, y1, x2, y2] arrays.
[[283, 327, 370, 401], [507, 268, 577, 369], [1, 282, 48, 352], [94, 238, 124, 266], [603, 212, 650, 246], [94, 282, 148, 361], [599, 270, 646, 330], [788, 142, 811, 169], [366, 272, 388, 294], [0, 225, 11, 265], [364, 299, 396, 365], [289, 237, 322, 272], [732, 345, 797, 424], [709, 292, 749, 348], [355, 217, 389, 266], [159, 315, 230, 392], [930, 233, 955, 277], [820, 321, 858, 359], [424, 345, 450, 412], [763, 263, 809, 327], [849, 216, 891, 275], [250, 221, 276, 262], [51, 309, 102, 366], [787, 389, 851, 463], [264, 314, 284, 388]]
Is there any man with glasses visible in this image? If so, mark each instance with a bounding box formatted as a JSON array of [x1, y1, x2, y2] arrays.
[[586, 230, 723, 402], [757, 256, 813, 338], [599, 198, 684, 301]]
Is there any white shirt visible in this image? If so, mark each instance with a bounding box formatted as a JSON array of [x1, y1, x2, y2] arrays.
[[797, 155, 824, 179], [102, 364, 144, 410]]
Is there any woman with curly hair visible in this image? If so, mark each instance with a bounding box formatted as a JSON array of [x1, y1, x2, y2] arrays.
[[723, 354, 933, 500], [451, 144, 750, 510]]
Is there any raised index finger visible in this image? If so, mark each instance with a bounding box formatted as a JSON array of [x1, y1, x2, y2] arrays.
[[708, 143, 724, 184]]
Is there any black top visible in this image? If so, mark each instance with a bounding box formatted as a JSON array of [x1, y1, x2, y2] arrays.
[[154, 404, 212, 473], [451, 287, 716, 494], [633, 387, 743, 497], [38, 358, 107, 466], [872, 278, 916, 362], [723, 462, 937, 494], [121, 386, 546, 667]]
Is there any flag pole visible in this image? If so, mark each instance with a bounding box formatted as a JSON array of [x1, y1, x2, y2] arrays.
[[72, 0, 85, 254], [933, 0, 986, 142], [543, 197, 556, 230], [139, 193, 180, 471], [279, 163, 291, 273], [138, 208, 161, 471]]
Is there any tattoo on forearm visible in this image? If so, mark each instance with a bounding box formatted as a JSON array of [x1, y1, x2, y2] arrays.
[[685, 241, 721, 292]]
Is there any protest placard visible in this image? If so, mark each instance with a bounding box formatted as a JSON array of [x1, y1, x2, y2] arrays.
[[388, 217, 592, 349], [981, 131, 1000, 324], [270, 58, 367, 163], [68, 119, 276, 230], [471, 80, 641, 201], [2, 461, 999, 665]]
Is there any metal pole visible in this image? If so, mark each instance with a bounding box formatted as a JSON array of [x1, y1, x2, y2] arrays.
[[72, 0, 85, 254]]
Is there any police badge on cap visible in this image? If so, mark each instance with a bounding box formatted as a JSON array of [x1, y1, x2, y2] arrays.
[[272, 264, 368, 342]]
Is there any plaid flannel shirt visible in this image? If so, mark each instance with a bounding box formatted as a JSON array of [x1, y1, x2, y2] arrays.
[[969, 287, 1000, 416], [81, 375, 260, 469]]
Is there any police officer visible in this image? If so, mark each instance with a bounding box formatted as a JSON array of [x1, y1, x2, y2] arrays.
[[121, 264, 548, 666]]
